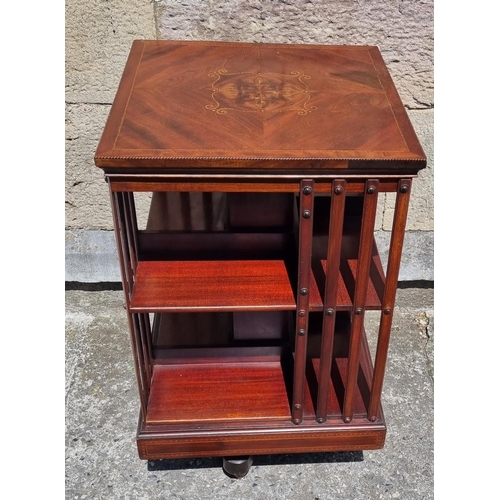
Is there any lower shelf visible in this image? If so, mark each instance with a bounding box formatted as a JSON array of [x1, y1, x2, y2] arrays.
[[146, 360, 292, 425], [138, 319, 385, 459]]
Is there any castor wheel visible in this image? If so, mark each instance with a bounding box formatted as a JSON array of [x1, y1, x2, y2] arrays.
[[222, 456, 254, 478]]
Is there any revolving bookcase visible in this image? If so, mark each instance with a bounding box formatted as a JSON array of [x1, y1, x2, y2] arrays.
[[94, 40, 426, 477]]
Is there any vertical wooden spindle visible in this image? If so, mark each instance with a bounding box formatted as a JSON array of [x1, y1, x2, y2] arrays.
[[368, 179, 412, 420], [110, 189, 133, 304], [122, 192, 138, 276], [127, 192, 139, 267], [138, 313, 152, 383], [292, 179, 314, 424], [130, 313, 150, 410], [316, 179, 346, 423], [117, 192, 135, 296], [342, 179, 379, 423]]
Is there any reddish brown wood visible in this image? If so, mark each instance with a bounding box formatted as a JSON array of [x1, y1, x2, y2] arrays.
[[316, 180, 346, 422], [113, 191, 134, 299], [111, 187, 151, 419], [368, 179, 412, 420], [137, 231, 294, 260], [131, 313, 151, 398], [152, 345, 285, 365], [126, 311, 149, 418], [232, 311, 291, 341], [304, 319, 378, 420], [146, 191, 227, 231], [107, 178, 400, 194], [146, 362, 291, 424], [130, 260, 296, 312], [95, 41, 426, 467], [137, 313, 152, 382], [343, 180, 379, 423], [319, 258, 384, 310], [292, 179, 315, 424], [95, 41, 425, 173], [137, 424, 386, 460], [152, 312, 232, 348], [109, 189, 132, 304], [126, 192, 139, 268]]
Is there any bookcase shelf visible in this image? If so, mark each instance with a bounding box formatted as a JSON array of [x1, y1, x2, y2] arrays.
[[130, 260, 297, 312]]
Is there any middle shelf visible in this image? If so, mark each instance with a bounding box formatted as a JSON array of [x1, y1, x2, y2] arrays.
[[128, 252, 385, 313], [130, 259, 299, 312], [126, 194, 387, 313]]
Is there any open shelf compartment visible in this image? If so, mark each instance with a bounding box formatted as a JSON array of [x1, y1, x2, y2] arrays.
[[130, 259, 297, 312], [129, 252, 384, 313], [137, 320, 386, 460], [143, 313, 381, 428], [147, 356, 292, 425]]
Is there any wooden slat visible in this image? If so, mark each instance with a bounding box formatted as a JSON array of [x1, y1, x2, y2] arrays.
[[130, 260, 296, 312], [126, 312, 149, 417], [131, 314, 150, 397], [137, 313, 152, 383], [108, 178, 400, 194], [126, 192, 139, 270], [304, 347, 373, 420], [343, 180, 379, 423], [110, 186, 150, 417], [316, 180, 346, 422], [113, 191, 134, 299], [292, 180, 315, 424], [368, 179, 412, 420]]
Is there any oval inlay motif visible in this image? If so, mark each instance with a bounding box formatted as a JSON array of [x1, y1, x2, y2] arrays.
[[206, 69, 318, 115]]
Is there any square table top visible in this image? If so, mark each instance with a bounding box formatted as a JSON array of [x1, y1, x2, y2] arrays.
[[95, 40, 426, 175]]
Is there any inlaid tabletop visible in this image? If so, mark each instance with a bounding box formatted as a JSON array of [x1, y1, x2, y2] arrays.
[[95, 40, 426, 174]]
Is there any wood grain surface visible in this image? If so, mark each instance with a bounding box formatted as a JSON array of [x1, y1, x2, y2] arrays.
[[95, 40, 426, 173]]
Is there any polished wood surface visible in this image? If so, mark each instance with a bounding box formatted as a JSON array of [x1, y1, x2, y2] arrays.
[[147, 361, 291, 424], [138, 424, 385, 460], [130, 260, 296, 312], [95, 41, 425, 468], [95, 40, 425, 173]]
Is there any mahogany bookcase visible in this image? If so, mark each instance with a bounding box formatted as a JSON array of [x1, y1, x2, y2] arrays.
[[94, 40, 426, 477]]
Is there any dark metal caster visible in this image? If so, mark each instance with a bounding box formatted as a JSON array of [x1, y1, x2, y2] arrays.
[[222, 456, 254, 478]]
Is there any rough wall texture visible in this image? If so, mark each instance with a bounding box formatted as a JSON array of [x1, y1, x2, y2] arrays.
[[159, 0, 433, 109], [65, 0, 157, 104], [65, 0, 156, 229], [66, 0, 433, 253]]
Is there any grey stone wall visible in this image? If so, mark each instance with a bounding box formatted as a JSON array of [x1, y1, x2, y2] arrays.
[[65, 0, 433, 282], [159, 0, 433, 109], [65, 0, 156, 231]]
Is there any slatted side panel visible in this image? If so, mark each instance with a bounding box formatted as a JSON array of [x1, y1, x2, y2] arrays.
[[109, 186, 150, 417], [113, 192, 135, 300]]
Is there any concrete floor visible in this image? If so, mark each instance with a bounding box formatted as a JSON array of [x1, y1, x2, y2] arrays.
[[65, 288, 433, 499]]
